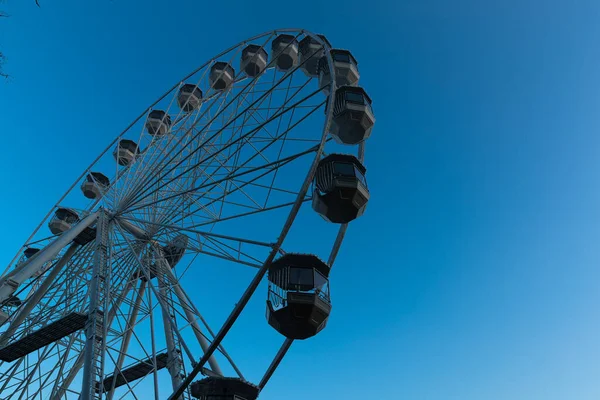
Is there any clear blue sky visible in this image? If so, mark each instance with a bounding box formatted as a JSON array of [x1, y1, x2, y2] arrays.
[[1, 0, 600, 399]]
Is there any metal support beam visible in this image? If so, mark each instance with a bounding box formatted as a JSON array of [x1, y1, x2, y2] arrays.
[[148, 284, 160, 400], [50, 278, 136, 400], [171, 283, 224, 376], [0, 212, 98, 303], [157, 256, 184, 398], [117, 218, 149, 241], [8, 339, 56, 399], [81, 211, 108, 400], [2, 248, 43, 281], [116, 226, 214, 399], [0, 243, 79, 343], [157, 251, 224, 377], [259, 338, 293, 390], [47, 332, 79, 399], [106, 279, 147, 400]]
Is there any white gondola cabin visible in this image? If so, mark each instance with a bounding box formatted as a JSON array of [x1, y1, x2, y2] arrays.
[[318, 49, 360, 95], [49, 208, 79, 235], [81, 172, 110, 200], [113, 139, 140, 166], [241, 44, 268, 77], [145, 110, 171, 136], [177, 84, 203, 112], [209, 62, 235, 90], [271, 34, 298, 71], [298, 34, 331, 77]]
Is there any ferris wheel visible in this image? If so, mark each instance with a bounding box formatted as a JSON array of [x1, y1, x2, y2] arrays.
[[0, 29, 375, 400]]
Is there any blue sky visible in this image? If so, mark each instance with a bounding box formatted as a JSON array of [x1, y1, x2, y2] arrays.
[[2, 0, 600, 399]]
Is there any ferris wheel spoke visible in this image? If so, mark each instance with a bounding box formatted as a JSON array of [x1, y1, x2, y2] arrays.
[[0, 244, 84, 348], [171, 198, 312, 236], [263, 112, 295, 209], [1, 255, 92, 349], [115, 105, 212, 211], [103, 341, 156, 399], [237, 75, 298, 145], [108, 238, 241, 374], [104, 279, 145, 399], [9, 345, 57, 399], [118, 63, 264, 210], [120, 59, 311, 212], [186, 236, 262, 267], [114, 226, 223, 379], [148, 168, 229, 225], [117, 216, 274, 249], [100, 289, 209, 398], [162, 154, 314, 232], [154, 86, 236, 175], [10, 337, 80, 400], [194, 248, 261, 269], [50, 350, 85, 399], [152, 227, 270, 269], [103, 286, 141, 341], [123, 113, 246, 215], [116, 70, 216, 203], [167, 97, 322, 217], [129, 254, 239, 380], [122, 94, 282, 219], [162, 257, 245, 379], [131, 178, 300, 237], [106, 311, 156, 368], [33, 340, 79, 399], [202, 237, 266, 266], [122, 107, 322, 218], [195, 144, 265, 210], [49, 261, 141, 399], [155, 182, 263, 224], [180, 75, 313, 193], [0, 360, 23, 393], [0, 356, 29, 396], [190, 162, 305, 216], [231, 179, 302, 196]]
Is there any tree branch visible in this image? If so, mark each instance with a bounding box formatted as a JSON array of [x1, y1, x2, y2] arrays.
[[0, 1, 43, 79], [0, 53, 8, 79]]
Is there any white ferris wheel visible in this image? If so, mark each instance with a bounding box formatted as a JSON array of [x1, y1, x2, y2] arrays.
[[0, 29, 375, 400]]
